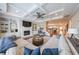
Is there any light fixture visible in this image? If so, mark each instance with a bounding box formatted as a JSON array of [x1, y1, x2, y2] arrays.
[[59, 27, 63, 35], [48, 26, 53, 29], [15, 10, 19, 13], [60, 27, 63, 30], [55, 13, 58, 16]]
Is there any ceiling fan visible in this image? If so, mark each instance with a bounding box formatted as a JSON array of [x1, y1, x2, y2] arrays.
[[33, 9, 64, 19], [32, 8, 66, 22], [34, 12, 46, 18]]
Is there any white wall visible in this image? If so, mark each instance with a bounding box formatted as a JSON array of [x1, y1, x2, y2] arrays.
[[71, 11, 79, 28], [70, 10, 79, 33]]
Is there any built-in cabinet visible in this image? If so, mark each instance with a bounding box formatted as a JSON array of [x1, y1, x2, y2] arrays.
[[10, 20, 18, 33], [0, 17, 46, 37], [0, 18, 20, 37], [0, 20, 9, 36]]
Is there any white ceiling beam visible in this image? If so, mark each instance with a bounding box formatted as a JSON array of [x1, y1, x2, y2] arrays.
[[6, 3, 9, 12], [4, 12, 22, 18], [5, 4, 26, 18], [34, 3, 47, 13], [8, 3, 20, 10], [39, 6, 47, 13], [48, 8, 64, 15], [46, 15, 64, 21], [34, 15, 64, 22], [44, 8, 64, 17], [23, 5, 38, 17]]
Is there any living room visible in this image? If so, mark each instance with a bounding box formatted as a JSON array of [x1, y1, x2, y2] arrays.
[[0, 3, 79, 55]]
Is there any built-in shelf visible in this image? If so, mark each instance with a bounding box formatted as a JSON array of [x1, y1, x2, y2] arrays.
[[0, 21, 9, 33]]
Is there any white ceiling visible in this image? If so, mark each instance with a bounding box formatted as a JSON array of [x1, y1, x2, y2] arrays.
[[0, 3, 79, 21]]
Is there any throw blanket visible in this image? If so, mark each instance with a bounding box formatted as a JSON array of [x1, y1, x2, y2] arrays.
[[0, 36, 17, 53]]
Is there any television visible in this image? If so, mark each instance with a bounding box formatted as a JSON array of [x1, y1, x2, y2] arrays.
[[23, 21, 32, 27]]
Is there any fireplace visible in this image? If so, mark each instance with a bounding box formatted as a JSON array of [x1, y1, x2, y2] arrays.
[[24, 31, 30, 36]]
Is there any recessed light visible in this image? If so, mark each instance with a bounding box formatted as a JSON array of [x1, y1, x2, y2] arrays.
[[55, 13, 58, 16], [15, 10, 19, 13]]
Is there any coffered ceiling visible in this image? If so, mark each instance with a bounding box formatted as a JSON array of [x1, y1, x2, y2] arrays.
[[0, 3, 79, 21]]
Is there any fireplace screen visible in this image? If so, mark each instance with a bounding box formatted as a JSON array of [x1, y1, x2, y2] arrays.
[[24, 31, 30, 36]]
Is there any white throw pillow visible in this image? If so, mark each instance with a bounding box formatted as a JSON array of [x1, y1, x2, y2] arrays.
[[40, 35, 58, 54], [6, 47, 17, 55]]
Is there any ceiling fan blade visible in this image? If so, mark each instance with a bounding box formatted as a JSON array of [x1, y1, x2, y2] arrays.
[[36, 12, 40, 15], [41, 13, 45, 16]]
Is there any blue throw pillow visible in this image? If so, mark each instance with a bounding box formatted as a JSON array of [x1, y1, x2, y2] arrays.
[[24, 47, 32, 55], [42, 48, 59, 55], [0, 37, 17, 53], [31, 48, 40, 55], [24, 47, 40, 55], [42, 48, 52, 55], [50, 48, 59, 55]]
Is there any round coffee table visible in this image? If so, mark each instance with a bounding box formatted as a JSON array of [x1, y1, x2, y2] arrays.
[[32, 36, 44, 46]]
